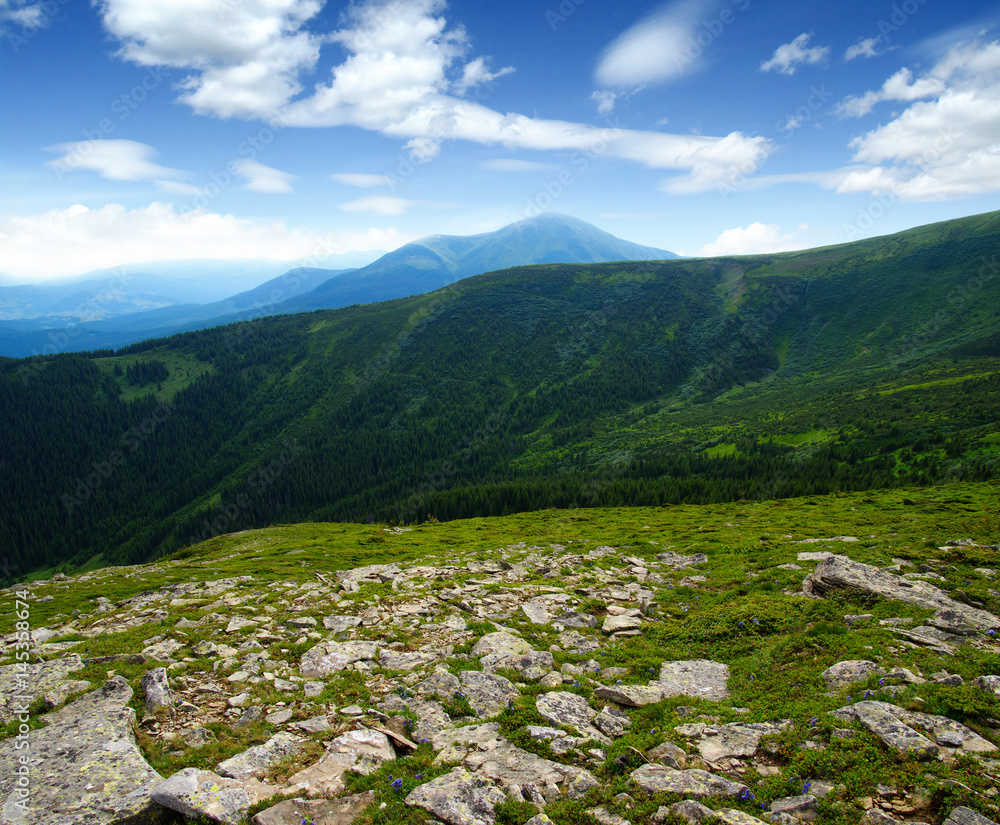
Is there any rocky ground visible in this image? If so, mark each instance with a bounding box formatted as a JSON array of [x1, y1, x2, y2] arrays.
[[1, 508, 999, 825]]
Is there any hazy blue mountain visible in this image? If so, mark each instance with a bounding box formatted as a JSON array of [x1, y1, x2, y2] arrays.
[[0, 214, 675, 356], [279, 213, 678, 312]]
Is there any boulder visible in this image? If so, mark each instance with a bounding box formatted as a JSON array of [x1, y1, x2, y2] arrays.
[[471, 632, 532, 658], [287, 728, 395, 797], [602, 616, 643, 634], [831, 702, 938, 759], [300, 640, 380, 677], [658, 660, 730, 701], [944, 808, 1000, 825], [630, 765, 748, 798], [150, 767, 268, 825], [0, 677, 163, 825], [251, 791, 375, 825], [459, 671, 520, 717], [217, 732, 305, 780], [0, 655, 84, 723], [803, 556, 1000, 632], [595, 683, 664, 707], [141, 666, 174, 714], [404, 768, 508, 825], [536, 691, 610, 744], [821, 661, 884, 691]]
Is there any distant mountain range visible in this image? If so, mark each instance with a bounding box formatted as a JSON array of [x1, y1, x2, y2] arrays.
[[0, 214, 676, 357]]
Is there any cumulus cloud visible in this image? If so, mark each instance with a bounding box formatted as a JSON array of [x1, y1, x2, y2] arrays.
[[94, 0, 772, 194], [0, 202, 405, 280], [0, 0, 45, 28], [761, 33, 829, 75], [844, 36, 883, 61], [835, 39, 1000, 200], [699, 222, 808, 256], [233, 159, 295, 193], [45, 140, 188, 184], [594, 0, 712, 87]]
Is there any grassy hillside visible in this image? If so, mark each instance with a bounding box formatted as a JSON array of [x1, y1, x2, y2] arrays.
[[1, 210, 998, 578]]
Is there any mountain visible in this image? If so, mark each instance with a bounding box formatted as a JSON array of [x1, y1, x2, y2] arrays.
[[1, 209, 999, 577], [278, 212, 678, 312], [0, 214, 675, 357]]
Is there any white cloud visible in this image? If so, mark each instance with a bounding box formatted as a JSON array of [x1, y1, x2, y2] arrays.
[[454, 56, 514, 95], [761, 33, 829, 75], [0, 202, 405, 280], [95, 0, 323, 120], [95, 0, 772, 193], [836, 39, 1000, 200], [594, 0, 711, 87], [331, 173, 395, 187], [45, 140, 187, 184], [481, 159, 558, 172], [590, 90, 620, 115], [699, 222, 807, 256], [233, 159, 294, 193], [844, 36, 883, 61], [0, 0, 45, 27]]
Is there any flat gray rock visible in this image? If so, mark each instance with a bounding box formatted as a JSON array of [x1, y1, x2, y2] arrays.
[[521, 601, 551, 624], [459, 670, 520, 718], [300, 640, 380, 677], [287, 728, 395, 796], [630, 765, 748, 798], [470, 632, 532, 658], [379, 648, 440, 671], [556, 611, 599, 629], [595, 683, 664, 707], [944, 807, 1000, 825], [480, 650, 555, 674], [822, 660, 884, 690], [0, 655, 84, 723], [0, 677, 163, 825], [217, 732, 305, 780], [404, 768, 508, 825], [831, 701, 938, 759], [150, 768, 261, 825], [673, 800, 769, 825], [803, 556, 1000, 632], [603, 615, 643, 634], [536, 691, 610, 744], [251, 791, 375, 825], [322, 614, 363, 633], [658, 660, 730, 701], [594, 705, 632, 738], [676, 721, 790, 762]]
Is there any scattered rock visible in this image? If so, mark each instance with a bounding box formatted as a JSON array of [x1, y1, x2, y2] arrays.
[[658, 660, 730, 701], [822, 661, 885, 691], [217, 732, 305, 780], [251, 790, 375, 825], [629, 765, 748, 798], [141, 666, 174, 715], [404, 767, 508, 825]]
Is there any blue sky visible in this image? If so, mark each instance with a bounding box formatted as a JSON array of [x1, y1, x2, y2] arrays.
[[1, 0, 998, 282]]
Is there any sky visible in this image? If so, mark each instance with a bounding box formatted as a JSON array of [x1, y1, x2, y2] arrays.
[[1, 0, 999, 283]]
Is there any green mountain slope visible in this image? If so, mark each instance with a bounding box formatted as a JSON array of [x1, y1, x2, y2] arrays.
[[1, 210, 998, 578]]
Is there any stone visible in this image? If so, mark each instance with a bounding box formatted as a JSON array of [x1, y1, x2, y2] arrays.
[[770, 795, 819, 822], [677, 721, 790, 763], [859, 810, 900, 825], [404, 768, 508, 825], [0, 655, 84, 723], [295, 714, 333, 734], [536, 691, 610, 744], [0, 677, 163, 825], [234, 706, 266, 729], [658, 660, 730, 701], [657, 552, 709, 568], [192, 640, 219, 658], [150, 767, 261, 825], [822, 661, 885, 691], [831, 702, 938, 759], [672, 800, 770, 825], [595, 684, 664, 708], [459, 670, 520, 717], [803, 556, 1000, 633], [480, 650, 556, 675], [379, 649, 440, 671], [323, 614, 363, 632], [557, 611, 599, 629], [522, 601, 551, 624], [603, 616, 643, 634], [251, 790, 375, 825], [558, 630, 602, 654], [300, 640, 380, 677], [141, 666, 174, 714], [471, 632, 532, 658], [648, 741, 687, 768], [944, 807, 1000, 825], [977, 675, 1000, 697], [629, 765, 748, 798], [217, 732, 305, 780], [288, 728, 395, 796], [595, 705, 632, 738], [142, 637, 184, 660]]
